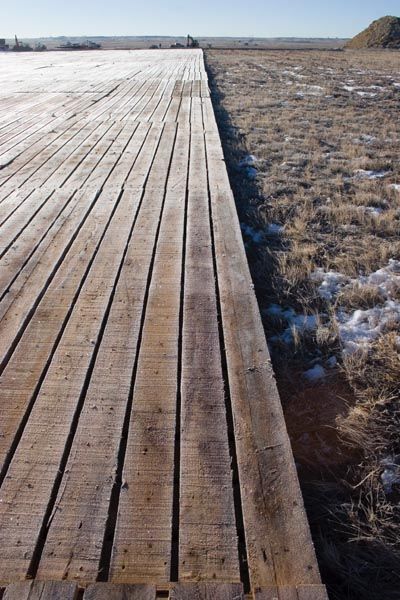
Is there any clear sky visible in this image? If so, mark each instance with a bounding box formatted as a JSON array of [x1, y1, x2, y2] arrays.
[[3, 0, 400, 39]]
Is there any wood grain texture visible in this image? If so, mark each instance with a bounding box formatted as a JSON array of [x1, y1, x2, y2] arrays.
[[296, 585, 329, 600], [202, 97, 321, 589], [0, 49, 324, 593], [178, 97, 239, 583], [83, 584, 156, 600], [3, 581, 78, 600], [170, 583, 244, 600], [110, 120, 187, 583]]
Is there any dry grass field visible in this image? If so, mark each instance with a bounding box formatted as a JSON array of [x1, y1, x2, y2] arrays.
[[205, 48, 400, 600]]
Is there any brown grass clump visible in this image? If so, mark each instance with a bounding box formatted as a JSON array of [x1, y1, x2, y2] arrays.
[[205, 48, 400, 599]]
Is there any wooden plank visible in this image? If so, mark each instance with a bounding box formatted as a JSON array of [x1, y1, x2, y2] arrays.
[[3, 580, 78, 600], [202, 93, 321, 589], [0, 188, 55, 256], [110, 119, 187, 583], [253, 584, 329, 599], [178, 97, 239, 582], [0, 185, 145, 581], [83, 584, 156, 600], [253, 588, 280, 600], [296, 585, 329, 600], [36, 123, 177, 584], [0, 122, 156, 371], [0, 125, 167, 581], [0, 187, 78, 296], [277, 589, 298, 600], [170, 583, 244, 600]]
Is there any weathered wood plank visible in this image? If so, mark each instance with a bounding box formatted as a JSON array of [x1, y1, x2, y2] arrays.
[[83, 584, 156, 600], [36, 123, 177, 584], [296, 585, 329, 600], [0, 49, 325, 592], [0, 129, 167, 583], [170, 583, 244, 600], [179, 97, 239, 582], [110, 119, 187, 583], [202, 95, 321, 589], [3, 580, 78, 600]]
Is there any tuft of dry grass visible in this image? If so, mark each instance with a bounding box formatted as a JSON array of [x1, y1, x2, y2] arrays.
[[205, 48, 400, 599]]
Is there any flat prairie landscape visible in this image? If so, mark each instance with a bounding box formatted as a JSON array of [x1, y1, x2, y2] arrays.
[[206, 48, 400, 600]]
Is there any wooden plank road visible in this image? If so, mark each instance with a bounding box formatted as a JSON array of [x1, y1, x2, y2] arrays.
[[0, 50, 327, 599]]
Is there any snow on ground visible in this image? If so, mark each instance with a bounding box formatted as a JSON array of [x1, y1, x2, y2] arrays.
[[389, 184, 400, 192], [238, 154, 258, 179], [303, 364, 326, 382], [357, 91, 377, 98], [312, 260, 400, 354], [238, 154, 257, 167], [354, 169, 391, 179], [266, 223, 283, 235], [240, 223, 263, 244], [364, 206, 384, 217], [311, 269, 348, 300], [241, 222, 283, 243], [381, 456, 400, 494], [265, 304, 319, 345], [353, 134, 377, 144], [337, 301, 400, 354]]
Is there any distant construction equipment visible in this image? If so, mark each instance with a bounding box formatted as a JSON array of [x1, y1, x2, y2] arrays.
[[0, 38, 9, 51], [13, 35, 33, 52], [187, 34, 199, 48], [55, 40, 101, 50]]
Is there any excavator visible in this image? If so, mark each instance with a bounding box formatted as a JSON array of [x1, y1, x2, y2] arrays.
[[13, 35, 33, 52], [187, 34, 199, 48]]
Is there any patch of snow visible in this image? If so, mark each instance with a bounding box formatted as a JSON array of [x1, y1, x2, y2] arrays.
[[246, 166, 258, 179], [238, 154, 258, 167], [357, 91, 377, 98], [381, 456, 400, 494], [266, 223, 283, 235], [311, 269, 349, 301], [303, 364, 326, 382], [297, 84, 324, 96], [326, 356, 337, 369], [265, 304, 319, 345], [312, 260, 400, 353], [282, 70, 306, 79], [365, 206, 384, 217], [389, 184, 400, 192], [353, 134, 377, 144], [337, 300, 400, 354], [343, 85, 357, 92], [393, 83, 400, 88], [240, 223, 263, 244], [354, 169, 391, 180]]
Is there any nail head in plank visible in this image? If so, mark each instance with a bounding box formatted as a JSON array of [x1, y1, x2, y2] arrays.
[[83, 583, 156, 600]]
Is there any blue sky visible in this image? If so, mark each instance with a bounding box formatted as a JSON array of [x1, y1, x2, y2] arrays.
[[3, 0, 400, 38]]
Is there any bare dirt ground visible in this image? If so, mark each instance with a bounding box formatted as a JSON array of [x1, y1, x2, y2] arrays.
[[205, 48, 400, 600]]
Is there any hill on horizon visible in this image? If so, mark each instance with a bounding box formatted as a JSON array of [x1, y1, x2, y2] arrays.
[[346, 15, 400, 49]]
